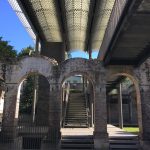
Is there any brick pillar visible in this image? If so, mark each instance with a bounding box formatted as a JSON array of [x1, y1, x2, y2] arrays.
[[35, 76, 49, 125], [94, 74, 109, 150], [48, 82, 61, 146], [134, 62, 150, 149], [2, 83, 18, 138], [140, 84, 150, 140]]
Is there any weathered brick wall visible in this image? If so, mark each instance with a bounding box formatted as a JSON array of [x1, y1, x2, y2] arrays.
[[134, 58, 150, 141]]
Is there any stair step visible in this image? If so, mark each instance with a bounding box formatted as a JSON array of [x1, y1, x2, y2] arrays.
[[110, 145, 139, 149], [110, 140, 139, 144], [109, 138, 139, 150], [61, 136, 94, 150], [64, 92, 88, 128]]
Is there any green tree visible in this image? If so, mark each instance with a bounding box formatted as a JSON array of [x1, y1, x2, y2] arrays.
[[18, 46, 34, 58], [0, 37, 17, 61], [18, 47, 35, 114], [19, 76, 34, 114]]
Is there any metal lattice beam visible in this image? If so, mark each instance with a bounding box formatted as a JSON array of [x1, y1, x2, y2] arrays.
[[90, 0, 116, 51]]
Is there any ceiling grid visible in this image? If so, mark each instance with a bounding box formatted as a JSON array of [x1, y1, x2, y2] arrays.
[[28, 0, 62, 42], [64, 0, 91, 51], [90, 0, 116, 51]]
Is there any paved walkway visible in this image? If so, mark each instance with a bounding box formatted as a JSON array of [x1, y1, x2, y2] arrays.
[[61, 124, 138, 138]]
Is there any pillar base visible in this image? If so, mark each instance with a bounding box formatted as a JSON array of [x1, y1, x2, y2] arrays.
[[47, 128, 61, 144], [140, 140, 150, 150], [1, 126, 17, 139], [93, 131, 109, 150]]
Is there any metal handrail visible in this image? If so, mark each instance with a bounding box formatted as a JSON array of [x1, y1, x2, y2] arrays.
[[84, 90, 90, 127], [62, 83, 70, 127]]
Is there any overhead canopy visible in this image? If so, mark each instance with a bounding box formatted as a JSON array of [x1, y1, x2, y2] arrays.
[[91, 0, 115, 51], [9, 0, 116, 52], [64, 0, 90, 51]]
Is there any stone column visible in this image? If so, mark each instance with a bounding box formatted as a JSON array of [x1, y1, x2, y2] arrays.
[[134, 62, 150, 149], [140, 84, 150, 140], [94, 74, 109, 150], [118, 83, 123, 129], [35, 76, 49, 126], [128, 98, 133, 124], [48, 82, 61, 148], [2, 83, 18, 138]]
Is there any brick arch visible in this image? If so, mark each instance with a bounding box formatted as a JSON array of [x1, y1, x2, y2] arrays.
[[8, 56, 58, 84], [1, 56, 58, 130], [58, 58, 101, 86], [107, 70, 143, 137]]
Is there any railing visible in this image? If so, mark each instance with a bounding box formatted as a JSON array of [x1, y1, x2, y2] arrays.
[[0, 126, 60, 150], [62, 83, 70, 127], [99, 0, 130, 60], [85, 91, 90, 127]]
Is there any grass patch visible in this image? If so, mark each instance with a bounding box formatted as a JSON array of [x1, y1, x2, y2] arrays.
[[123, 127, 139, 135], [69, 89, 82, 93]]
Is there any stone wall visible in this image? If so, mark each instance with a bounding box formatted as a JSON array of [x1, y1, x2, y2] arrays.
[[1, 56, 149, 149]]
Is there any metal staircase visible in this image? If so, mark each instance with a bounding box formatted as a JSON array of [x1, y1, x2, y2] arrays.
[[64, 92, 88, 128]]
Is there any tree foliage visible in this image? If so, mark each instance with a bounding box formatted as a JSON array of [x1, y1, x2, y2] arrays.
[[19, 76, 34, 114], [0, 37, 35, 114], [0, 37, 17, 61], [18, 46, 34, 58]]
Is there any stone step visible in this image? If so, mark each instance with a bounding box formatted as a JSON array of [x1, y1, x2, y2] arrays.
[[67, 111, 86, 112], [61, 136, 94, 150], [109, 138, 139, 150], [66, 117, 87, 119], [64, 92, 88, 127]]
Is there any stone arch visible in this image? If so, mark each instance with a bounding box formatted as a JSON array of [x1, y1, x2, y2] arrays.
[[107, 69, 143, 137], [58, 58, 103, 131], [8, 56, 58, 84], [2, 56, 58, 131], [58, 58, 97, 86]]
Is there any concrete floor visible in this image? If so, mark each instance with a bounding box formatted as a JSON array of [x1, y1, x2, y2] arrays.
[[61, 124, 138, 138]]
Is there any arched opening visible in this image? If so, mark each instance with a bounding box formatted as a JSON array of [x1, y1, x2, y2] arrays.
[[0, 77, 5, 126], [106, 73, 141, 137], [61, 73, 94, 129], [17, 73, 50, 126], [5, 73, 51, 149]]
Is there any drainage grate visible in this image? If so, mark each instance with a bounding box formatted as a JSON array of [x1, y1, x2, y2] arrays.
[[22, 137, 42, 149]]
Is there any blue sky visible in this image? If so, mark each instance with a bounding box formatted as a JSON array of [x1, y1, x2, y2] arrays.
[[0, 0, 34, 52], [0, 0, 98, 58]]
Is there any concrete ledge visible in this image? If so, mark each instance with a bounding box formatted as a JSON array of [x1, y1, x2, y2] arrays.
[[94, 139, 109, 150], [94, 131, 109, 150], [140, 140, 150, 150]]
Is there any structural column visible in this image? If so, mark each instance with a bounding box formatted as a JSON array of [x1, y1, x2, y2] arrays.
[[128, 98, 133, 124], [2, 83, 18, 138], [118, 83, 123, 129], [48, 81, 61, 147], [134, 64, 150, 149], [140, 84, 150, 140], [94, 74, 109, 150], [35, 76, 49, 125]]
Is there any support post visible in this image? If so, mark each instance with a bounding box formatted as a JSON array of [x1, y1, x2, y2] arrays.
[[94, 74, 109, 150], [128, 98, 133, 124], [32, 75, 38, 123], [89, 49, 92, 59], [82, 76, 85, 92], [47, 82, 61, 148], [134, 62, 150, 149], [118, 83, 123, 129], [35, 36, 40, 54], [2, 83, 18, 138]]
